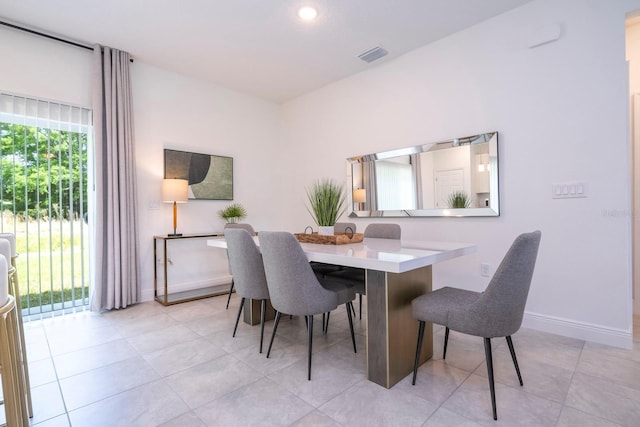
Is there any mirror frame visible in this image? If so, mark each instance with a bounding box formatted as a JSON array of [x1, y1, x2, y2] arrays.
[[346, 132, 500, 218]]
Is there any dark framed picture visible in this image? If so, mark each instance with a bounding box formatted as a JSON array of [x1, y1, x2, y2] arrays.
[[164, 149, 233, 200]]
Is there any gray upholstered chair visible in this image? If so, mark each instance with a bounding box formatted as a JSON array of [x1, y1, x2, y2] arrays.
[[225, 228, 270, 353], [363, 223, 401, 240], [223, 223, 257, 310], [326, 223, 402, 319], [411, 231, 542, 421], [259, 231, 357, 380], [334, 222, 357, 235]]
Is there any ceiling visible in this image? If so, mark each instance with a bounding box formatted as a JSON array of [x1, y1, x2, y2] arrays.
[[0, 0, 533, 103]]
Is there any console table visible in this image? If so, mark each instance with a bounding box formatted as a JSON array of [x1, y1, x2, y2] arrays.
[[154, 233, 225, 305]]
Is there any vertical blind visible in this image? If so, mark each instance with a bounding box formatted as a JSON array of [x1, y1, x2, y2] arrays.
[[375, 159, 416, 211], [0, 92, 92, 315]]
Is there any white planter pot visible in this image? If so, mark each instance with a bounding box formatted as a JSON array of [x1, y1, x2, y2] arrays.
[[318, 226, 335, 236]]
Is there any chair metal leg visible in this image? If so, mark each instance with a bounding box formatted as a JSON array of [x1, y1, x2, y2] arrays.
[[324, 312, 330, 335], [506, 336, 523, 386], [322, 313, 326, 333], [266, 311, 281, 358], [484, 337, 498, 420], [232, 297, 245, 337], [225, 280, 234, 309], [412, 321, 425, 385], [443, 327, 450, 359], [259, 299, 266, 353], [358, 293, 362, 319], [307, 315, 314, 380], [346, 302, 357, 353]]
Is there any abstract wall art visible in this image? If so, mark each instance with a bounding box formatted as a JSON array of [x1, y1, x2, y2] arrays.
[[164, 149, 233, 200]]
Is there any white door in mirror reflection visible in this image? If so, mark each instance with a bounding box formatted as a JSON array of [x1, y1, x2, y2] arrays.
[[435, 169, 463, 208]]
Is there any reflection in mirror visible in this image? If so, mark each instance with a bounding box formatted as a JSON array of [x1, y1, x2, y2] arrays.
[[347, 132, 499, 217]]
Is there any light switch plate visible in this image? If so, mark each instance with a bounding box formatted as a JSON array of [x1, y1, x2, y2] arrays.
[[552, 182, 587, 199]]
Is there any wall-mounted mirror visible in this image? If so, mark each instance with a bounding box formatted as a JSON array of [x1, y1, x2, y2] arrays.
[[347, 132, 499, 217]]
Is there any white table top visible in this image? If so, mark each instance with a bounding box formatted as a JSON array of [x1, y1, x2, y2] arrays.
[[207, 236, 476, 274]]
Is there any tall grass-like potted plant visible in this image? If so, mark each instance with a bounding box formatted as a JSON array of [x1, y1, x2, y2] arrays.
[[447, 191, 472, 209], [218, 203, 247, 223], [306, 179, 346, 235]]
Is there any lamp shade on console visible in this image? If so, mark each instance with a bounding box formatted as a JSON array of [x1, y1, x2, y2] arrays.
[[162, 179, 188, 236]]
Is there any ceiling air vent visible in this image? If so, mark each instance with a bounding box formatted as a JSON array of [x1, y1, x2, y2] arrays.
[[358, 46, 388, 63]]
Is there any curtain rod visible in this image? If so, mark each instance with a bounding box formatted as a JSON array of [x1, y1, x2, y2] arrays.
[[0, 19, 133, 62]]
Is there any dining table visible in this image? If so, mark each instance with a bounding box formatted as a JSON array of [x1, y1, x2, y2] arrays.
[[207, 235, 476, 389]]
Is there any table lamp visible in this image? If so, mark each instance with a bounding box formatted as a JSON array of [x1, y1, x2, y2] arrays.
[[162, 179, 188, 236], [353, 188, 366, 210]]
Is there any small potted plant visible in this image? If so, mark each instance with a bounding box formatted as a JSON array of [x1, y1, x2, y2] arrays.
[[306, 179, 346, 235], [447, 191, 472, 209], [218, 203, 247, 223]]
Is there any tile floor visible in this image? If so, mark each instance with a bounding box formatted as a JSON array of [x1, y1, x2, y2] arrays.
[[8, 297, 640, 426]]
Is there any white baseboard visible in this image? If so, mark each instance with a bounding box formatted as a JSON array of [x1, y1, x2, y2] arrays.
[[141, 275, 233, 302], [522, 311, 632, 350]]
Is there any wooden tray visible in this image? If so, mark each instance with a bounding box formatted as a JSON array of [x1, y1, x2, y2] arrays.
[[294, 232, 364, 245]]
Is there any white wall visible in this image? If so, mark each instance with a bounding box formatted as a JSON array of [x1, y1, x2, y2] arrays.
[[280, 0, 640, 348], [132, 63, 282, 299], [0, 26, 92, 107], [0, 25, 283, 301]]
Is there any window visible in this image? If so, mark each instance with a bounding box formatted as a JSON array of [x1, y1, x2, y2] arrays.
[[375, 157, 417, 211], [0, 92, 92, 315]]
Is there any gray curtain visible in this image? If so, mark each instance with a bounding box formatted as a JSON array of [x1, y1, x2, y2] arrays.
[[91, 45, 140, 311], [411, 154, 423, 209], [363, 156, 378, 214]]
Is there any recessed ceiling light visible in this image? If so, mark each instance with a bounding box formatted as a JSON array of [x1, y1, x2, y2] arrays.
[[298, 6, 318, 21]]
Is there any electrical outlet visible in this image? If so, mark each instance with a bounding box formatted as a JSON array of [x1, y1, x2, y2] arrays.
[[481, 263, 491, 277]]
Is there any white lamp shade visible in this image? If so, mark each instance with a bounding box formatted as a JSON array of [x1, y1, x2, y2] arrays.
[[162, 179, 189, 203], [353, 189, 367, 203]]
